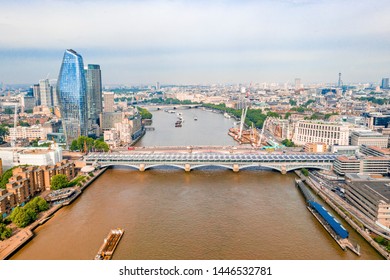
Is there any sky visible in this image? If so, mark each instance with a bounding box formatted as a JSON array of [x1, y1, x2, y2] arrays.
[[0, 0, 389, 85]]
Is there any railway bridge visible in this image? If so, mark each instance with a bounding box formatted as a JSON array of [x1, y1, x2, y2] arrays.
[[84, 152, 337, 174]]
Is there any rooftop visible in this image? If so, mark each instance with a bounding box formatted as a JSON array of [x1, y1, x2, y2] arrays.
[[365, 145, 390, 155], [352, 130, 385, 137]]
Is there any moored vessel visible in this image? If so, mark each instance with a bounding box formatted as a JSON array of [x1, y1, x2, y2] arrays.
[[94, 228, 124, 260]]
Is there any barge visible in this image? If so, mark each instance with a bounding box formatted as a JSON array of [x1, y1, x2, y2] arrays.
[[296, 179, 360, 256], [94, 228, 124, 260]]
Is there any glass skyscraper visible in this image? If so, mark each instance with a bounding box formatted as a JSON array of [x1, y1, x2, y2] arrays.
[[86, 64, 103, 130], [57, 49, 88, 146]]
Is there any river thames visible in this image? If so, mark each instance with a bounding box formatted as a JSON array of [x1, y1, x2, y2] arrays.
[[12, 108, 383, 259]]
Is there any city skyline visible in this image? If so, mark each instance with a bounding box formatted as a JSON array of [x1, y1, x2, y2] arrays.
[[1, 0, 390, 84]]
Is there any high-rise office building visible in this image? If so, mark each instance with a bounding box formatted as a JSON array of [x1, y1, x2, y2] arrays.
[[381, 78, 389, 89], [337, 73, 342, 88], [57, 49, 88, 146], [295, 78, 301, 91], [39, 79, 53, 107], [103, 92, 115, 113], [33, 84, 40, 105], [50, 79, 59, 107], [86, 64, 103, 128]]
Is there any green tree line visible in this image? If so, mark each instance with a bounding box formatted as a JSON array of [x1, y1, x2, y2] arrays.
[[0, 217, 12, 240], [9, 197, 49, 228], [201, 103, 282, 129], [70, 136, 109, 152], [50, 174, 87, 190], [137, 107, 153, 119]]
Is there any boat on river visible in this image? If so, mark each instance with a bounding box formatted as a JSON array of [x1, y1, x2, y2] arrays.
[[94, 228, 124, 260]]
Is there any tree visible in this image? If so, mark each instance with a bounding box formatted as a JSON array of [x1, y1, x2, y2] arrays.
[[301, 168, 309, 176], [291, 106, 305, 113], [50, 174, 69, 190], [18, 121, 30, 127], [4, 107, 13, 114], [266, 111, 281, 118], [25, 197, 48, 212], [0, 167, 16, 189], [94, 140, 109, 152], [0, 223, 12, 240], [303, 99, 315, 107], [284, 112, 291, 119], [0, 125, 9, 143], [281, 139, 295, 147], [70, 140, 78, 151], [37, 198, 49, 212], [289, 99, 297, 106], [137, 107, 153, 119], [10, 207, 37, 228]]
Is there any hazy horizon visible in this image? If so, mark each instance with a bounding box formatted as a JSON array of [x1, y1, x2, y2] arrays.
[[1, 0, 389, 85]]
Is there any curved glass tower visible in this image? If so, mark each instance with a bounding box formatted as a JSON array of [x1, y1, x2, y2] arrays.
[[57, 49, 88, 146]]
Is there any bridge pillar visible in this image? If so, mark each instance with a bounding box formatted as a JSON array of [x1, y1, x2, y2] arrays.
[[185, 164, 191, 172], [233, 164, 240, 173], [281, 165, 287, 175], [139, 164, 145, 172]]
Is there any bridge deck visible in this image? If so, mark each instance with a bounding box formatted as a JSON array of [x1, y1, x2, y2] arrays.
[[85, 152, 337, 163]]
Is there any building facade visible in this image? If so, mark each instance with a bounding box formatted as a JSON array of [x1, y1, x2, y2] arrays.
[[7, 125, 46, 141], [292, 120, 349, 146], [102, 110, 143, 147], [304, 143, 327, 153], [57, 49, 88, 146], [350, 131, 388, 148], [103, 92, 115, 113], [39, 79, 53, 108], [85, 64, 103, 130], [333, 155, 390, 175], [345, 174, 390, 229], [381, 78, 389, 89]]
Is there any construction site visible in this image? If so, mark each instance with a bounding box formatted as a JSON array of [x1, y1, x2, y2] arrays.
[[227, 105, 281, 149]]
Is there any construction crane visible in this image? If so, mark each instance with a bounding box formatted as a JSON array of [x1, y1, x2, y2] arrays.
[[238, 106, 248, 140], [259, 116, 268, 145]]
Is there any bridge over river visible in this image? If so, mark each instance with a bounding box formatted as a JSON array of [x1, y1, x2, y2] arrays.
[[84, 150, 337, 174]]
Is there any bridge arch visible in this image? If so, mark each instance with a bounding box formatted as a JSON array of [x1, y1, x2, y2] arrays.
[[144, 164, 186, 171], [286, 165, 332, 172], [99, 163, 140, 170], [190, 164, 234, 171], [239, 164, 281, 172]]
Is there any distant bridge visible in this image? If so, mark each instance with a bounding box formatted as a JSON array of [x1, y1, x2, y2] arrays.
[[84, 152, 337, 174], [141, 104, 201, 111]]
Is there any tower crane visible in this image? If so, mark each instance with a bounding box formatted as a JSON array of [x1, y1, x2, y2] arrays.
[[238, 105, 248, 140]]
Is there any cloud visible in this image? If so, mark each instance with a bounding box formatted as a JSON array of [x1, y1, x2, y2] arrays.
[[0, 0, 389, 84]]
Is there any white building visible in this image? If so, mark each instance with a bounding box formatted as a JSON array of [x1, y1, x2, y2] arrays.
[[103, 129, 120, 148], [292, 120, 349, 146], [7, 125, 46, 141], [102, 109, 143, 147], [350, 131, 388, 148], [0, 145, 62, 170], [19, 147, 62, 166]]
